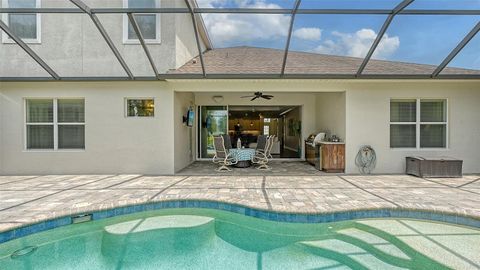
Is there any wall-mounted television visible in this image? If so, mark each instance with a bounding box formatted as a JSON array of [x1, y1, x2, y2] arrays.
[[187, 109, 195, 127]]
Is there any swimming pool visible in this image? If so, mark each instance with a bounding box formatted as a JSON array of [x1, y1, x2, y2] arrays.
[[0, 208, 479, 269]]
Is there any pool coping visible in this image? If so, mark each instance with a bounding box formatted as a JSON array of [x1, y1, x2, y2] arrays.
[[1, 199, 480, 244]]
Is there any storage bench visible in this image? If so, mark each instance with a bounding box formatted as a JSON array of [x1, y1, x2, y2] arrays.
[[406, 156, 463, 178]]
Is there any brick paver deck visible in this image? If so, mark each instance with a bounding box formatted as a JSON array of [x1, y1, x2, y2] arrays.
[[0, 173, 479, 232]]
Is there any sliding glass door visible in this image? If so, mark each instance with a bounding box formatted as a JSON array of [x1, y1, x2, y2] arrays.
[[198, 106, 228, 158]]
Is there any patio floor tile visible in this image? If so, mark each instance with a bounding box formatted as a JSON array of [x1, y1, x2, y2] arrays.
[[341, 175, 444, 188], [425, 175, 480, 188], [0, 190, 60, 210], [176, 176, 263, 189], [0, 175, 113, 190], [110, 176, 187, 189], [266, 188, 395, 213], [366, 188, 480, 217], [177, 161, 329, 176], [152, 188, 269, 210], [0, 176, 38, 184], [265, 176, 354, 189], [460, 177, 480, 188], [0, 189, 162, 224], [77, 174, 142, 189]]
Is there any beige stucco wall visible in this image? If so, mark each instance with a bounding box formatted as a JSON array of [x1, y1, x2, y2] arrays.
[[345, 81, 480, 174], [0, 82, 175, 175], [315, 92, 346, 141], [0, 79, 478, 175], [174, 91, 195, 172]]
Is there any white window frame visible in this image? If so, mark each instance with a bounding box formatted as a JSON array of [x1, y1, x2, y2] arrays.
[[2, 0, 42, 44], [24, 98, 86, 151], [122, 0, 161, 44], [389, 98, 448, 150], [125, 97, 155, 118]]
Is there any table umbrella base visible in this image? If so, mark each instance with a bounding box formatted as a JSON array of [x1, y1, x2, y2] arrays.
[[234, 160, 252, 168]]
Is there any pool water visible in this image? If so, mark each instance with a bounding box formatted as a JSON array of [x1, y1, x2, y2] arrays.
[[0, 208, 479, 269]]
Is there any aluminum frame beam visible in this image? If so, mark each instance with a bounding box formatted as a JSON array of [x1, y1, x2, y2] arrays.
[[356, 0, 414, 76], [0, 19, 59, 79], [432, 22, 480, 77], [70, 0, 134, 79], [184, 0, 206, 77], [281, 0, 302, 76], [127, 13, 160, 79], [2, 73, 480, 81], [1, 8, 480, 15]]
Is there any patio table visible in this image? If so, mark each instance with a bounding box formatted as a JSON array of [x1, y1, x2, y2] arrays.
[[229, 148, 256, 168]]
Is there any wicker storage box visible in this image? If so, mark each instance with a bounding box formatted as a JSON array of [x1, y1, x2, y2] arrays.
[[406, 156, 463, 178]]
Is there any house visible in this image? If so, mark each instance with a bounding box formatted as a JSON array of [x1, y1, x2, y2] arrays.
[[0, 0, 479, 175]]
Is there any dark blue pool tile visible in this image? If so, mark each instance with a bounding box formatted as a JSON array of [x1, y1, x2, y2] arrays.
[[0, 230, 15, 243], [267, 212, 278, 221], [295, 214, 308, 223], [144, 204, 155, 212]]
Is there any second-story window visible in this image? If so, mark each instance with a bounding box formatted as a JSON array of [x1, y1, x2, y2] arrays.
[[2, 0, 41, 43], [124, 0, 161, 43]]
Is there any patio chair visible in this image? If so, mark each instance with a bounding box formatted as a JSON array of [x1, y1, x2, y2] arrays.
[[256, 135, 267, 153], [222, 134, 232, 150], [252, 135, 274, 170], [266, 135, 276, 159], [212, 136, 238, 172]]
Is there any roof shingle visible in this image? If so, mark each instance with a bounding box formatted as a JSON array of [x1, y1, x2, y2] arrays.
[[171, 46, 480, 75]]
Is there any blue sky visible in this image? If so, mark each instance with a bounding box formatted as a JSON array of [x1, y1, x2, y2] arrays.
[[197, 0, 480, 70]]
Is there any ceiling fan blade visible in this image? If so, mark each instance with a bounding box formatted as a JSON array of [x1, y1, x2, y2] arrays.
[[261, 96, 272, 100], [263, 95, 274, 98], [251, 97, 258, 101]]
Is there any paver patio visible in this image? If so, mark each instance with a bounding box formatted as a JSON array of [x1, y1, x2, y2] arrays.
[[0, 169, 479, 233]]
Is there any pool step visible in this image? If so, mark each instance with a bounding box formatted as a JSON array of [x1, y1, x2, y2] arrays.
[[101, 215, 216, 263]]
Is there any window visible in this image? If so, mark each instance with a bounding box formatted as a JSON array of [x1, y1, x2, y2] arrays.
[[390, 99, 447, 149], [126, 98, 154, 117], [26, 99, 85, 150], [2, 0, 41, 43], [123, 0, 161, 43]]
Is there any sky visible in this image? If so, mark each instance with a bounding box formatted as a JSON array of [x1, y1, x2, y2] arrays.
[[196, 0, 480, 70]]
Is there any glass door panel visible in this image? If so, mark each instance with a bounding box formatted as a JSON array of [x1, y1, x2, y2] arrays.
[[199, 106, 228, 158]]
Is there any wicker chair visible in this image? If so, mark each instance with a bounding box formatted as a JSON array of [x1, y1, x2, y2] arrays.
[[252, 135, 274, 170], [212, 136, 238, 172]]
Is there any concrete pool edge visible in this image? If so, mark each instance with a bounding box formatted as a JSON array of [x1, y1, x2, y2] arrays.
[[1, 199, 480, 244]]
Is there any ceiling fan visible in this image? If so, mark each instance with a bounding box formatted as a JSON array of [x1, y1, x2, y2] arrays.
[[241, 92, 274, 101]]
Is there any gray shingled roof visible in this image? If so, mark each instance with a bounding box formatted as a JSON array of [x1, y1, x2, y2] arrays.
[[171, 46, 480, 75]]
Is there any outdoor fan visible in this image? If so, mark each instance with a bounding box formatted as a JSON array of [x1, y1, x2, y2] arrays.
[[241, 92, 274, 101]]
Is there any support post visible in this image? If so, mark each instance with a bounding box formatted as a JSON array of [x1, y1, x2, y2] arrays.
[[356, 0, 414, 76], [127, 13, 160, 79], [184, 0, 206, 77], [280, 0, 302, 76], [0, 19, 59, 79], [432, 22, 480, 77], [70, 0, 134, 79]]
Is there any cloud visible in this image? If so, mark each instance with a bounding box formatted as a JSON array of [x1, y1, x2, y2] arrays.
[[313, 28, 400, 59], [293, 27, 322, 41], [197, 0, 291, 47]]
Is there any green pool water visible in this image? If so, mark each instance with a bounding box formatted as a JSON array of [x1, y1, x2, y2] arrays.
[[1, 209, 479, 269]]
